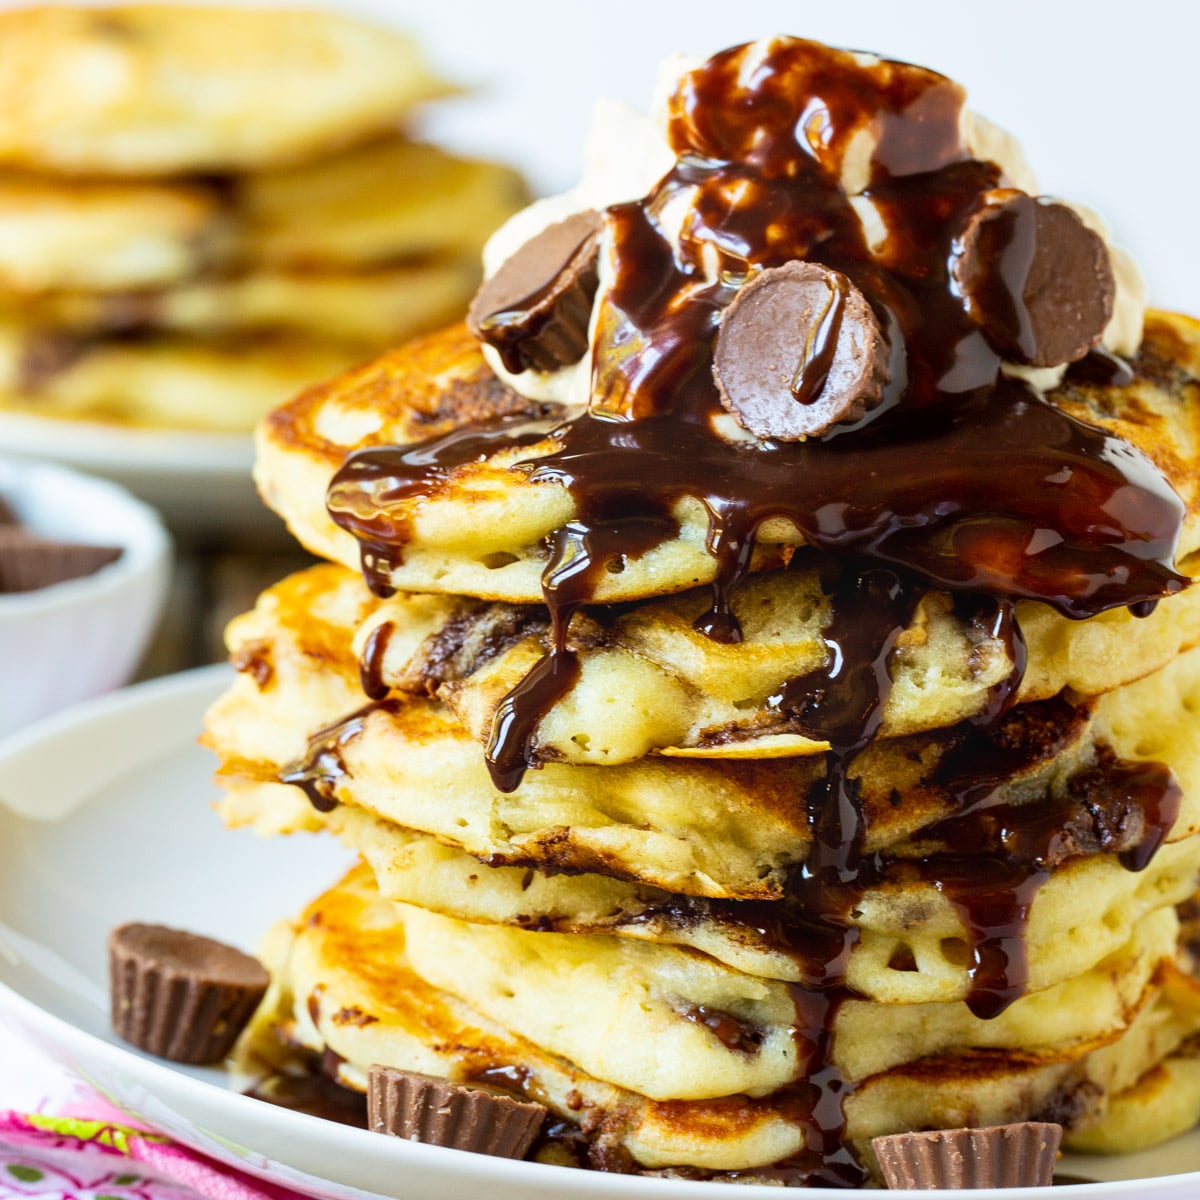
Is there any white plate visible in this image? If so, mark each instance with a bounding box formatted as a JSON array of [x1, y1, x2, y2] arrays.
[[0, 667, 1197, 1199], [0, 412, 288, 546]]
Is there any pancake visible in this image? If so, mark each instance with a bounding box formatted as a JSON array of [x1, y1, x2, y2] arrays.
[[238, 861, 1200, 1178], [256, 312, 1200, 607], [0, 7, 450, 175], [206, 562, 1200, 1006], [355, 563, 1200, 764], [236, 138, 529, 271], [0, 173, 227, 293], [208, 559, 1200, 873], [3, 261, 481, 345], [1066, 1036, 1200, 1154], [382, 890, 1177, 1096], [303, 803, 1200, 1010], [0, 325, 352, 433], [0, 139, 526, 298]]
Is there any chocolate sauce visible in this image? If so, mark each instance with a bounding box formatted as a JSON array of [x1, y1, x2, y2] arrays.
[[914, 741, 1180, 1005], [359, 620, 395, 701], [279, 700, 398, 812], [245, 1050, 368, 1128], [332, 414, 559, 598], [246, 1070, 368, 1127], [485, 629, 581, 792], [680, 1004, 764, 1053], [1067, 345, 1136, 388], [314, 38, 1192, 1182], [231, 640, 274, 689], [792, 270, 849, 404], [743, 565, 921, 1187]]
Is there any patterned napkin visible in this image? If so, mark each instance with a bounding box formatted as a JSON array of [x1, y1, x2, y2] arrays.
[[0, 1108, 307, 1200]]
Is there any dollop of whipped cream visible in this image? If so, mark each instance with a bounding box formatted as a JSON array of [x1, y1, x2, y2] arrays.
[[478, 40, 1145, 408]]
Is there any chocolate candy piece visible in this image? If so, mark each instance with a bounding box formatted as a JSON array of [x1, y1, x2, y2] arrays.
[[872, 1121, 1062, 1189], [713, 261, 889, 441], [953, 191, 1114, 367], [108, 923, 269, 1064], [467, 209, 602, 375], [0, 527, 122, 593], [368, 1065, 547, 1159], [0, 496, 16, 525]]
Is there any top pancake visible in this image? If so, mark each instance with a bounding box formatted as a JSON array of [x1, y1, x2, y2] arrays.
[[0, 6, 449, 175], [257, 311, 1200, 607]]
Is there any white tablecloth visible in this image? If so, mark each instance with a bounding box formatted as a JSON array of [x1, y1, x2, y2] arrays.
[[0, 1018, 72, 1110]]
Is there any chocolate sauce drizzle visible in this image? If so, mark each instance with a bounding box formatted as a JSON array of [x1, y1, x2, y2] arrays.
[[280, 700, 398, 813], [328, 40, 1186, 794], [307, 37, 1191, 1183], [792, 271, 849, 404], [359, 620, 395, 701]]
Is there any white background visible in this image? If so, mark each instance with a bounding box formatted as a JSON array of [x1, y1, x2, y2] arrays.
[[0, 0, 1193, 310], [334, 0, 1199, 315]]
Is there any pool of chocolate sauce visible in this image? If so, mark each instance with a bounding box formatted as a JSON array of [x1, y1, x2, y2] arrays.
[[296, 38, 1190, 1185]]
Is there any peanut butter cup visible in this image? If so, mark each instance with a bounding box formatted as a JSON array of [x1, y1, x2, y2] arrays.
[[713, 261, 889, 440], [0, 526, 121, 593], [108, 922, 269, 1064], [368, 1065, 547, 1159], [872, 1121, 1062, 1189], [953, 191, 1114, 367], [467, 209, 602, 375]]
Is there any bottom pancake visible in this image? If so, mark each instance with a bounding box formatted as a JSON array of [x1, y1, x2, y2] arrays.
[[238, 862, 1200, 1182], [1067, 1035, 1200, 1154]]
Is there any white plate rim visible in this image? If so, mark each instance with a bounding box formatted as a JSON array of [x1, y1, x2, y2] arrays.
[[0, 410, 252, 476]]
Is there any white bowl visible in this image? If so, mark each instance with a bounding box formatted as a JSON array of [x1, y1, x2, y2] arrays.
[[0, 456, 171, 739]]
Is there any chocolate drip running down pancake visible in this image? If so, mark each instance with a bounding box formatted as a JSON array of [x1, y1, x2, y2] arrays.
[[322, 39, 1189, 799]]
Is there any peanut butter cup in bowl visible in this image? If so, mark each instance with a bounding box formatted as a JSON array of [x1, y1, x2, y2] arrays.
[[0, 455, 169, 740]]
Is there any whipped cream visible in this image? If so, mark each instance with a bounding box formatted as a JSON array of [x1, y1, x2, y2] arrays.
[[480, 38, 1144, 407]]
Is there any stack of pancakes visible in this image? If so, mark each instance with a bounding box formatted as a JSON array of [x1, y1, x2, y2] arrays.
[[206, 37, 1200, 1185], [0, 5, 525, 433]]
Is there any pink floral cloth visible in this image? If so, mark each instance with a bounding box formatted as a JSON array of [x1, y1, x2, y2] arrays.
[[0, 1026, 308, 1200], [0, 1104, 307, 1200], [0, 1110, 306, 1200]]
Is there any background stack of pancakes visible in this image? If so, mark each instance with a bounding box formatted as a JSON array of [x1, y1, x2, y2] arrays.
[[0, 5, 525, 433], [206, 37, 1200, 1186]]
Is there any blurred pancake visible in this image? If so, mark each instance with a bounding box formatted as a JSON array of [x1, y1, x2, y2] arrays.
[[0, 324, 352, 432], [4, 261, 480, 345], [0, 6, 450, 175], [0, 141, 527, 297], [236, 138, 528, 271], [257, 312, 1200, 606], [0, 173, 227, 293]]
